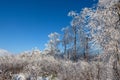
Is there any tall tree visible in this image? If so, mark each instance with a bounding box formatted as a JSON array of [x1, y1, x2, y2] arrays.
[[89, 0, 120, 61], [68, 11, 78, 61], [78, 8, 93, 61], [88, 0, 120, 79], [61, 26, 73, 59], [68, 9, 92, 61]]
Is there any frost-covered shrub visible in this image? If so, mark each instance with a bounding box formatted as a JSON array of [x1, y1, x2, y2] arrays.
[[0, 52, 120, 80]]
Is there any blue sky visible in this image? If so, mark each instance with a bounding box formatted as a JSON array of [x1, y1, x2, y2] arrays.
[[0, 0, 98, 53]]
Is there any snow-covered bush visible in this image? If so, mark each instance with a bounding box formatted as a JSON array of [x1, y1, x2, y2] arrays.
[[0, 51, 120, 80]]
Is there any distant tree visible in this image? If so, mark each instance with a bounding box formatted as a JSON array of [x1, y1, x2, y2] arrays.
[[44, 32, 60, 55]]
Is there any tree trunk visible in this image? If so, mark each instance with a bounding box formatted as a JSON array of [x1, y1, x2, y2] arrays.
[[73, 26, 77, 62], [84, 37, 89, 61]]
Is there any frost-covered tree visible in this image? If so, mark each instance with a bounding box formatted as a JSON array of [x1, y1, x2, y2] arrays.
[[89, 0, 120, 61], [68, 11, 79, 61], [88, 0, 120, 79], [61, 26, 73, 59], [68, 9, 93, 61], [44, 32, 60, 55], [77, 8, 93, 61]]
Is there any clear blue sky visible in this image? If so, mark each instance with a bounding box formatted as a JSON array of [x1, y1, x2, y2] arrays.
[[0, 0, 98, 53]]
